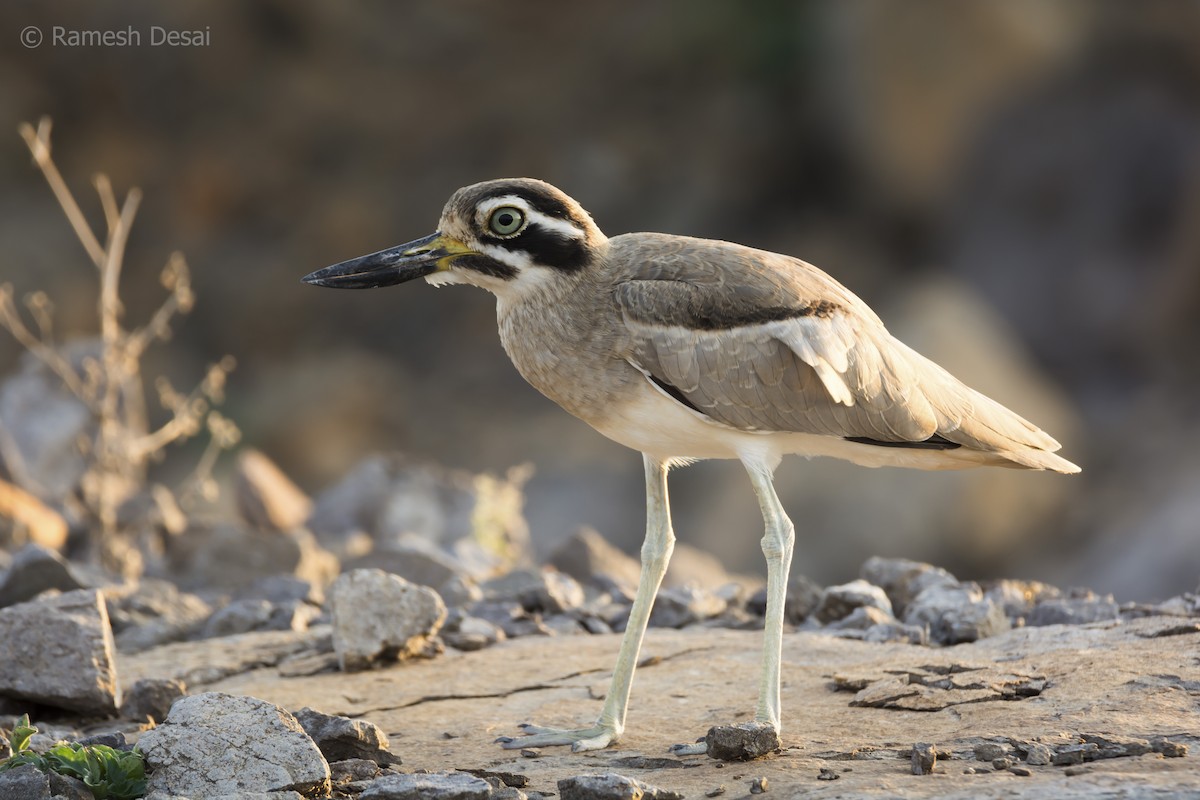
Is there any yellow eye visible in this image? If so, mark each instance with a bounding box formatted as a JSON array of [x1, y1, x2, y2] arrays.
[[488, 206, 525, 237]]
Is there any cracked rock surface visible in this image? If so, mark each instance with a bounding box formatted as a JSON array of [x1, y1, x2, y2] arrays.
[[118, 614, 1200, 799]]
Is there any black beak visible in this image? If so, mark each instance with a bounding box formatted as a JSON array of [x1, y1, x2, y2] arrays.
[[302, 232, 450, 289]]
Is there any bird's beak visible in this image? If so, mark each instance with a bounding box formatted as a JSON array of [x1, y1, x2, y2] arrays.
[[302, 232, 473, 289]]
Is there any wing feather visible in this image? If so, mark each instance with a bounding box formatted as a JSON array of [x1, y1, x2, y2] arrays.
[[610, 233, 1076, 469]]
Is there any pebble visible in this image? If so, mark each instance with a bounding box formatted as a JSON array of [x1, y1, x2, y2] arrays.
[[749, 776, 768, 793], [911, 742, 937, 775], [903, 582, 1010, 645], [1024, 742, 1054, 766], [330, 569, 447, 671], [704, 722, 780, 761], [814, 579, 894, 623], [817, 767, 839, 781], [1011, 766, 1033, 776]]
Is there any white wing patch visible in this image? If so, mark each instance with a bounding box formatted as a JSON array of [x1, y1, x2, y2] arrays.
[[771, 316, 858, 407]]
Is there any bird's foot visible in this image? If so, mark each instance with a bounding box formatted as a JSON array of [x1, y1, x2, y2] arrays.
[[496, 722, 619, 752], [669, 721, 782, 761]]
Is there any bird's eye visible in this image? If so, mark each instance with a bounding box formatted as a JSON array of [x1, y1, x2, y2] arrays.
[[488, 206, 526, 237]]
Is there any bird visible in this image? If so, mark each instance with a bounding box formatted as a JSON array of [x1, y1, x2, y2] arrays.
[[303, 178, 1080, 754]]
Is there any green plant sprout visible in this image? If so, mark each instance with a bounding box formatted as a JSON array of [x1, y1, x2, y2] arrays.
[[0, 714, 146, 800]]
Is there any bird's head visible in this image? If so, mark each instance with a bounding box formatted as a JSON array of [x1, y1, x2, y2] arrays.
[[303, 178, 606, 297]]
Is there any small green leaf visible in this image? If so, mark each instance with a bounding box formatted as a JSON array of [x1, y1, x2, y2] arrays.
[[10, 713, 37, 753]]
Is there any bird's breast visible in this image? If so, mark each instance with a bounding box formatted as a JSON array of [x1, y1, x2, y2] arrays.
[[497, 295, 637, 427]]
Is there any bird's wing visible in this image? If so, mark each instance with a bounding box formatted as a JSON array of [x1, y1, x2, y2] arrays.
[[611, 234, 1072, 466]]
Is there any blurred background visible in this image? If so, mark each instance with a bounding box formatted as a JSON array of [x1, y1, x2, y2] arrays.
[[1, 1, 1197, 601]]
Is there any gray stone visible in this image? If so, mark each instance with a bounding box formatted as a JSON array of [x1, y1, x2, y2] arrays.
[[106, 579, 213, 653], [1028, 594, 1119, 626], [0, 763, 50, 800], [360, 771, 491, 800], [0, 589, 120, 715], [329, 758, 381, 783], [814, 579, 894, 623], [863, 622, 929, 645], [546, 526, 641, 591], [293, 707, 397, 765], [974, 742, 1010, 761], [235, 449, 313, 533], [911, 742, 937, 774], [482, 568, 585, 614], [860, 557, 958, 617], [903, 582, 1010, 644], [48, 771, 94, 800], [166, 523, 339, 594], [436, 574, 482, 609], [204, 599, 276, 638], [704, 722, 780, 761], [747, 573, 823, 624], [0, 543, 85, 608], [443, 615, 506, 651], [344, 543, 467, 593], [238, 575, 323, 606], [559, 772, 684, 800], [139, 692, 330, 797], [120, 677, 187, 722], [0, 347, 93, 501], [330, 569, 447, 671], [1024, 742, 1054, 765], [983, 579, 1062, 620], [650, 585, 727, 629], [1051, 742, 1100, 765], [827, 605, 894, 631]]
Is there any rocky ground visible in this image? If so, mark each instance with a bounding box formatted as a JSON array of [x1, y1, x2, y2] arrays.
[[1, 452, 1198, 799]]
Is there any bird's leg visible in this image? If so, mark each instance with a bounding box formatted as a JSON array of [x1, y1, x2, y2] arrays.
[[500, 454, 675, 752], [668, 461, 795, 757], [747, 461, 795, 731]]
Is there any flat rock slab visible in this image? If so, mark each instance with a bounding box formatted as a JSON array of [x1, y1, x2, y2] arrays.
[[121, 616, 1200, 799]]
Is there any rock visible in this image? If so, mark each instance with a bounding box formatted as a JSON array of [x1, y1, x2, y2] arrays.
[[139, 692, 330, 797], [330, 757, 381, 783], [330, 569, 447, 671], [749, 776, 768, 794], [50, 770, 96, 799], [235, 449, 313, 532], [903, 582, 1010, 644], [0, 347, 93, 501], [911, 742, 937, 774], [747, 573, 823, 623], [120, 677, 187, 722], [307, 454, 531, 573], [443, 615, 506, 651], [827, 605, 894, 631], [238, 575, 323, 607], [344, 543, 468, 593], [0, 763, 50, 800], [106, 579, 213, 653], [0, 477, 68, 552], [558, 772, 684, 800], [293, 707, 397, 765], [664, 543, 733, 589], [1051, 742, 1100, 765], [166, 523, 339, 594], [546, 526, 642, 591], [204, 598, 276, 638], [814, 579, 894, 624], [1028, 593, 1119, 626], [704, 722, 781, 761], [360, 771, 491, 800], [436, 574, 482, 608], [860, 557, 960, 617], [482, 568, 585, 614], [863, 622, 929, 645], [1080, 733, 1153, 759], [650, 585, 727, 629], [973, 742, 1010, 761], [983, 579, 1062, 620], [0, 588, 120, 715], [1024, 742, 1054, 765], [0, 543, 85, 608]]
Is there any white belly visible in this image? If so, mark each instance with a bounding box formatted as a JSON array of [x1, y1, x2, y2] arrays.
[[590, 378, 987, 471]]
